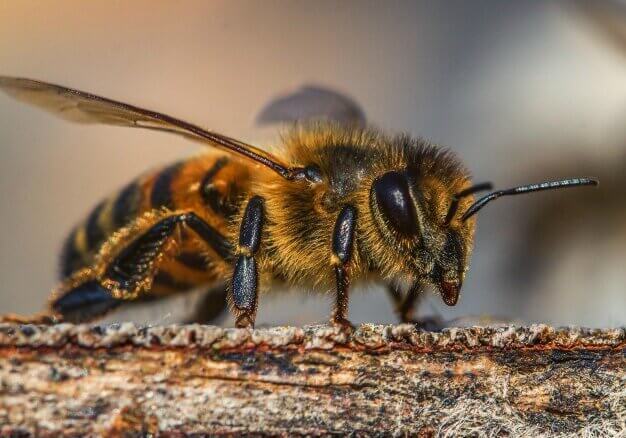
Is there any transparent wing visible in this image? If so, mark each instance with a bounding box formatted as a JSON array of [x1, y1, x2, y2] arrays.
[[0, 76, 296, 179], [257, 85, 366, 126]]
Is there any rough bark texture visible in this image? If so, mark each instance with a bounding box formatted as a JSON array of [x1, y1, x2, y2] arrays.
[[0, 323, 624, 437]]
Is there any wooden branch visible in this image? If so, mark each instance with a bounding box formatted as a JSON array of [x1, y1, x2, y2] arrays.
[[0, 323, 624, 437]]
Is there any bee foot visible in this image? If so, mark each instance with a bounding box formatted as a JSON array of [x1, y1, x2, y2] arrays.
[[235, 314, 255, 329], [332, 317, 355, 335], [406, 316, 445, 332]]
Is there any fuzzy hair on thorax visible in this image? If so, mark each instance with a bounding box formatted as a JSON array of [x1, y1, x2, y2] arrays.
[[251, 123, 477, 292]]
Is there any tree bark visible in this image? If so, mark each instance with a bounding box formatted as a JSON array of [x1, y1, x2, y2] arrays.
[[0, 323, 624, 437]]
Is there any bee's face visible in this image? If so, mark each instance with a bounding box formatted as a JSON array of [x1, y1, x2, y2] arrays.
[[370, 169, 475, 305]]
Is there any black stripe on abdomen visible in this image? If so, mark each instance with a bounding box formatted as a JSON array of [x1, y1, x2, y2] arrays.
[[85, 200, 107, 251], [113, 181, 141, 228], [59, 197, 109, 279], [59, 227, 84, 279], [151, 162, 183, 210], [60, 181, 141, 280]]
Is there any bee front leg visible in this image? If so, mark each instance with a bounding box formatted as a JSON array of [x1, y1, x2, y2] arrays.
[[386, 282, 444, 331], [230, 196, 265, 328], [331, 205, 357, 330], [387, 281, 424, 323]]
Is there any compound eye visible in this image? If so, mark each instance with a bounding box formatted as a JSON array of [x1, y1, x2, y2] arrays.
[[372, 171, 420, 236]]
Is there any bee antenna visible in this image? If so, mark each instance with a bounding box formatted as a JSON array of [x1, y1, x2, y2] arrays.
[[445, 182, 494, 224], [461, 177, 599, 222]]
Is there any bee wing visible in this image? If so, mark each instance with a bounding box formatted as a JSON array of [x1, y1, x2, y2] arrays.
[[0, 76, 295, 179], [256, 85, 366, 126]]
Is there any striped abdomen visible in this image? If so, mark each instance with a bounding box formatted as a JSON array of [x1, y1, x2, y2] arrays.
[[60, 154, 251, 294]]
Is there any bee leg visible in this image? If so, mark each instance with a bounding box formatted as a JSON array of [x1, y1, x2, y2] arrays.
[[50, 211, 232, 322], [100, 212, 231, 298], [387, 281, 421, 323], [330, 205, 357, 331], [386, 282, 444, 331], [230, 196, 265, 329], [50, 271, 123, 323]]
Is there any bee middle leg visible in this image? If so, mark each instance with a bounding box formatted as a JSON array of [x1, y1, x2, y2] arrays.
[[330, 205, 358, 330], [230, 196, 265, 328]]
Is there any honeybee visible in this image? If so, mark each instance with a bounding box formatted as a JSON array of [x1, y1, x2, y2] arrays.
[[0, 77, 598, 329]]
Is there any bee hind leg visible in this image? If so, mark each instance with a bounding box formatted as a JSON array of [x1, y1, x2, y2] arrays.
[[101, 210, 232, 296], [50, 270, 122, 323], [51, 210, 233, 323]]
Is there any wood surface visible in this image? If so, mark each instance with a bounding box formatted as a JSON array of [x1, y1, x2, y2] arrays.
[[0, 323, 624, 437]]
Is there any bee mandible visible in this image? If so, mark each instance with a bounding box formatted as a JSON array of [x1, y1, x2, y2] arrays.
[[0, 77, 598, 328]]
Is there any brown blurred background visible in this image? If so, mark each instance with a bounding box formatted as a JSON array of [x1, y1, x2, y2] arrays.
[[0, 1, 624, 327]]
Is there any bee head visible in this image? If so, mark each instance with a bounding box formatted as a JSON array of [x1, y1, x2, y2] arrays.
[[370, 169, 480, 306], [370, 163, 598, 306]]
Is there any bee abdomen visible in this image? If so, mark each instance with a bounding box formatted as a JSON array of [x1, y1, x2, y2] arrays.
[[59, 227, 87, 279], [112, 181, 142, 228], [150, 162, 183, 210], [200, 157, 238, 217], [59, 155, 245, 281], [59, 180, 142, 280]]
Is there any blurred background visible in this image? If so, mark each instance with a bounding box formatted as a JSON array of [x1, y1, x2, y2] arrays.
[[0, 1, 624, 328]]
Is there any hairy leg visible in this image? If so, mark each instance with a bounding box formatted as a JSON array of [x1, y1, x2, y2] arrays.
[[50, 210, 232, 322]]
